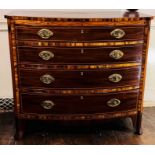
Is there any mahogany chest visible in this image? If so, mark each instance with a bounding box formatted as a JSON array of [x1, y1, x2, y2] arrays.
[[5, 10, 152, 139]]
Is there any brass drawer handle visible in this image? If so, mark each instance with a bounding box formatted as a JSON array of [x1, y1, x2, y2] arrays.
[[109, 50, 124, 60], [39, 51, 54, 61], [108, 73, 122, 83], [37, 29, 53, 39], [41, 100, 55, 110], [107, 98, 121, 107], [40, 74, 55, 84], [110, 29, 125, 39]]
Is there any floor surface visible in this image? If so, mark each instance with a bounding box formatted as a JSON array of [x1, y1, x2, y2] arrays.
[[0, 107, 155, 145]]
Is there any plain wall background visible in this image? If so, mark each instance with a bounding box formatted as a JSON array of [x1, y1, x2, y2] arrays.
[[0, 9, 155, 106]]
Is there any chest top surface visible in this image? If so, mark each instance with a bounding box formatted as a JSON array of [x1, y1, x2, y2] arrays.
[[5, 10, 152, 20]]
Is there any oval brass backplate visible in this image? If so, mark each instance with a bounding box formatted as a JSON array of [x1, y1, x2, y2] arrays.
[[108, 73, 122, 83], [107, 98, 121, 107], [110, 29, 125, 39], [37, 29, 53, 39], [39, 51, 54, 61], [41, 100, 55, 110], [109, 50, 124, 60], [40, 74, 55, 84]]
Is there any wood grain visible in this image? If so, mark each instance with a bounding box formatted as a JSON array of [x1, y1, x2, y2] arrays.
[[21, 86, 140, 95], [21, 90, 138, 114], [19, 67, 141, 88], [15, 26, 144, 41], [17, 45, 143, 64], [5, 11, 152, 138]]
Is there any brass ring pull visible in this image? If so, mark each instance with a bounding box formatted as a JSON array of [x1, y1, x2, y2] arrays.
[[109, 50, 124, 60], [108, 73, 122, 83], [41, 100, 55, 110], [107, 98, 121, 107], [110, 29, 125, 39], [40, 74, 55, 84], [37, 29, 53, 39], [39, 51, 54, 61]]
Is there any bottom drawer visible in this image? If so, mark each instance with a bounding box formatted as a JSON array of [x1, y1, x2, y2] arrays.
[[21, 90, 139, 114]]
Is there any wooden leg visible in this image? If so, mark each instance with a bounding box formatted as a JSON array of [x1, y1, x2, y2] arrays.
[[14, 118, 26, 140], [131, 115, 137, 130], [135, 112, 143, 135], [131, 112, 143, 135]]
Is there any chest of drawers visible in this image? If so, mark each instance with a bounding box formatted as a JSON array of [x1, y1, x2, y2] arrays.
[[5, 10, 152, 139]]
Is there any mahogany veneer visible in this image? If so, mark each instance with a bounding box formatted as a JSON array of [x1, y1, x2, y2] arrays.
[[5, 10, 152, 139], [15, 26, 144, 41], [17, 46, 143, 64], [19, 67, 141, 88]]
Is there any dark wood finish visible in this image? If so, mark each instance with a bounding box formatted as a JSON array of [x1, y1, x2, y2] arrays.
[[135, 112, 143, 135], [5, 10, 152, 138], [21, 90, 138, 114], [21, 86, 140, 95], [19, 67, 141, 88], [17, 45, 143, 64], [131, 112, 143, 135], [16, 26, 144, 41]]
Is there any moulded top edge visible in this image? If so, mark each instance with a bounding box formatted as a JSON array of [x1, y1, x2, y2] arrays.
[[4, 10, 153, 20]]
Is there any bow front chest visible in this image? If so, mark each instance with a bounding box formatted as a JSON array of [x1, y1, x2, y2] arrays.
[[5, 10, 152, 139]]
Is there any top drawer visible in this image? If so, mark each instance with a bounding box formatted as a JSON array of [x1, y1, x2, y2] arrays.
[[15, 26, 144, 41]]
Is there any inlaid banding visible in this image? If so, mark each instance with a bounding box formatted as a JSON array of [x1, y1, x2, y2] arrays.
[[16, 40, 144, 47], [21, 86, 140, 95], [17, 110, 137, 120], [19, 62, 141, 70], [13, 19, 146, 27]]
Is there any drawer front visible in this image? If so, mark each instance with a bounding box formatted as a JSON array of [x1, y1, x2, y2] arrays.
[[21, 90, 139, 114], [17, 45, 142, 64], [19, 67, 141, 88], [16, 26, 144, 41]]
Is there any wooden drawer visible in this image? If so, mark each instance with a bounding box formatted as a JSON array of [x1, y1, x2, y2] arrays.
[[15, 26, 144, 41], [19, 67, 141, 88], [17, 45, 143, 64], [21, 90, 139, 114]]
